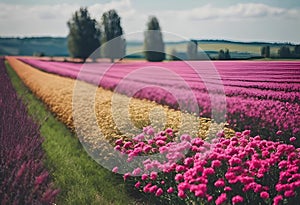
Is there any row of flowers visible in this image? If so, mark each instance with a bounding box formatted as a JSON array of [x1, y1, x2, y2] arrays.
[[113, 126, 300, 205], [0, 58, 59, 204], [20, 58, 300, 143]]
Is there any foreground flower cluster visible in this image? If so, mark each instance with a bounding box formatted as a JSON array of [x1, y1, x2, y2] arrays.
[[114, 127, 300, 205]]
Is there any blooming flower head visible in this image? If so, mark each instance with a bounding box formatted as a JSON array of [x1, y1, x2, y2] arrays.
[[215, 193, 227, 205], [260, 191, 269, 199], [232, 195, 243, 204]]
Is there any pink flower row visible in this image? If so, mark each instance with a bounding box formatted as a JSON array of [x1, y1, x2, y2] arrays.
[[113, 127, 300, 205]]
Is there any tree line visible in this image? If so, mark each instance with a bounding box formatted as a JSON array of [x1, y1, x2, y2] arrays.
[[261, 45, 300, 58], [67, 8, 164, 62]]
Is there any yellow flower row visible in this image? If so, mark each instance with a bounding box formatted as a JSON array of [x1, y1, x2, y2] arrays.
[[7, 57, 234, 152]]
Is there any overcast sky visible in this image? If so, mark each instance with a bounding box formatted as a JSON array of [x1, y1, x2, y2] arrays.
[[0, 0, 299, 43]]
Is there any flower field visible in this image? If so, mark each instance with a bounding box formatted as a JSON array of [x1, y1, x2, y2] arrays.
[[5, 57, 300, 205], [0, 58, 59, 204], [20, 58, 300, 142], [6, 57, 232, 157]]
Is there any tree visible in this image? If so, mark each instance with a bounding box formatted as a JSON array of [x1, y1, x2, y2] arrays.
[[67, 7, 100, 62], [187, 40, 198, 60], [101, 9, 126, 63], [224, 49, 231, 59], [144, 16, 165, 62], [261, 46, 270, 58], [218, 49, 230, 60], [170, 49, 180, 61], [294, 45, 300, 57], [278, 46, 291, 58]]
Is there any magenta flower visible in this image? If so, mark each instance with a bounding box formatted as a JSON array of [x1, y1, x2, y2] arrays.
[[150, 171, 158, 180], [260, 191, 269, 199], [155, 188, 163, 196], [214, 179, 225, 188], [141, 174, 148, 181], [284, 190, 295, 197], [167, 187, 174, 194], [135, 181, 141, 188], [112, 166, 118, 173], [273, 195, 283, 205], [215, 193, 227, 205], [232, 195, 244, 204], [178, 190, 186, 198]]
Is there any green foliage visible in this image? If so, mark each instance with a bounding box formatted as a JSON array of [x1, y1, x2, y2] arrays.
[[144, 16, 165, 62], [278, 46, 291, 58], [218, 48, 231, 60], [5, 62, 136, 205], [67, 7, 101, 62], [170, 49, 180, 61], [261, 46, 270, 58], [101, 9, 126, 63], [187, 40, 198, 60], [294, 45, 300, 57]]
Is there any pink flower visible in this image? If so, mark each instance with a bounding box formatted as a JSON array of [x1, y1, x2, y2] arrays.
[[167, 187, 174, 194], [35, 172, 48, 186], [149, 185, 158, 193], [141, 174, 148, 180], [207, 194, 213, 202], [284, 190, 295, 197], [132, 167, 141, 176], [123, 173, 131, 181], [273, 195, 283, 205], [211, 160, 222, 168], [114, 145, 121, 151], [156, 140, 166, 146], [135, 181, 141, 188], [276, 130, 282, 135], [184, 157, 194, 166], [124, 141, 133, 149], [215, 193, 227, 205], [290, 137, 296, 142], [143, 183, 152, 193], [115, 139, 123, 145], [178, 190, 186, 198], [242, 130, 251, 136], [150, 171, 158, 180], [143, 145, 152, 153], [232, 195, 244, 204], [112, 166, 118, 173], [176, 165, 185, 172], [225, 172, 235, 180], [215, 179, 225, 187], [224, 186, 232, 192], [203, 168, 215, 176], [260, 191, 269, 199], [175, 173, 184, 181], [155, 188, 163, 196]]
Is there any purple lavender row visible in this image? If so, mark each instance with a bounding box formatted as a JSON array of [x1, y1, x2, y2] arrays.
[[0, 58, 59, 204]]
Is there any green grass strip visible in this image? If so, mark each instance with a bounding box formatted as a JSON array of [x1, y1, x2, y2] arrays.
[[5, 61, 138, 205]]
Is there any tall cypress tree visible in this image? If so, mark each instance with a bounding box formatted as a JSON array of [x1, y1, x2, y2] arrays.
[[67, 7, 101, 62], [144, 16, 165, 62], [101, 9, 126, 63]]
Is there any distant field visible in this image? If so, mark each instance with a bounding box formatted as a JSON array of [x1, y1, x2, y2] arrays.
[[126, 41, 296, 59], [0, 37, 297, 59]]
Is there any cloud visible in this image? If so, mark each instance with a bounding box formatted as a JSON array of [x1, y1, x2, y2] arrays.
[[162, 3, 300, 21], [0, 0, 136, 36], [89, 0, 136, 19], [0, 1, 299, 43]]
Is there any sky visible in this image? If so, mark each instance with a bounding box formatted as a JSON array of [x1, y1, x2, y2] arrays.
[[0, 0, 300, 43]]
